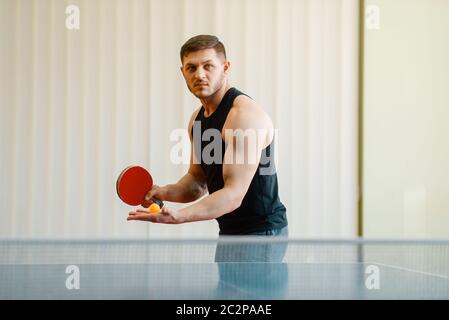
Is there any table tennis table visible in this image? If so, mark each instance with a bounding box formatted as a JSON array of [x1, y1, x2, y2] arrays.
[[1, 239, 448, 300]]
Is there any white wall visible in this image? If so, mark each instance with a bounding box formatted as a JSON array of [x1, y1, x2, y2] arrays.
[[0, 0, 359, 239], [363, 0, 449, 238]]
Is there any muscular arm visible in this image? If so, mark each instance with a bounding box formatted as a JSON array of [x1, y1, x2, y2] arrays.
[[162, 159, 207, 203]]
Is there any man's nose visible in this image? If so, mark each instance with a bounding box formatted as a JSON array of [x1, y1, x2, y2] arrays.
[[194, 67, 206, 79]]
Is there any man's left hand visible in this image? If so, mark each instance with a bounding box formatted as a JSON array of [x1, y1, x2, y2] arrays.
[[127, 206, 184, 224]]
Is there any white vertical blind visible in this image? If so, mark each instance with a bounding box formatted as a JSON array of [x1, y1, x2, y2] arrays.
[[0, 0, 359, 239]]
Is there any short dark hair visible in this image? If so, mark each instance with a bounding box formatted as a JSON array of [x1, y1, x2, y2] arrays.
[[180, 35, 227, 63]]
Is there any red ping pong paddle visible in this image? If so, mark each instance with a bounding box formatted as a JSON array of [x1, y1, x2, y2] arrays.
[[116, 166, 164, 208]]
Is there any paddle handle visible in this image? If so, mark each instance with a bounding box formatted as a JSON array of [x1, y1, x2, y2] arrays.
[[151, 198, 164, 208]]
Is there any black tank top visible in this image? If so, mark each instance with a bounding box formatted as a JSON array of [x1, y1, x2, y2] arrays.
[[193, 87, 288, 235]]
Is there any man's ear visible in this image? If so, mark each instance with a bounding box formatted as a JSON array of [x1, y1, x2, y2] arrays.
[[224, 61, 231, 74]]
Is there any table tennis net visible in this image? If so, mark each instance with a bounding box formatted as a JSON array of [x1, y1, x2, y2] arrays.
[[0, 239, 448, 277]]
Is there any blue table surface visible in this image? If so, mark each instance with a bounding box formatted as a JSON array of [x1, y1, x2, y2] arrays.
[[1, 239, 448, 300]]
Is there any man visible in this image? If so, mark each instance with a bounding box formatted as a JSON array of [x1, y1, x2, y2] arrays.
[[127, 35, 288, 237]]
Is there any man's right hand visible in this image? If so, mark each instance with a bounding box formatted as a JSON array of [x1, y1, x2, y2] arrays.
[[142, 185, 167, 208]]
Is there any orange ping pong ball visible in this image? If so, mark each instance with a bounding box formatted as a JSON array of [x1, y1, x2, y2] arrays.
[[148, 203, 161, 214]]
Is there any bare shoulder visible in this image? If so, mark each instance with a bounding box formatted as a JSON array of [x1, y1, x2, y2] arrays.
[[225, 95, 273, 131], [223, 95, 274, 147]]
